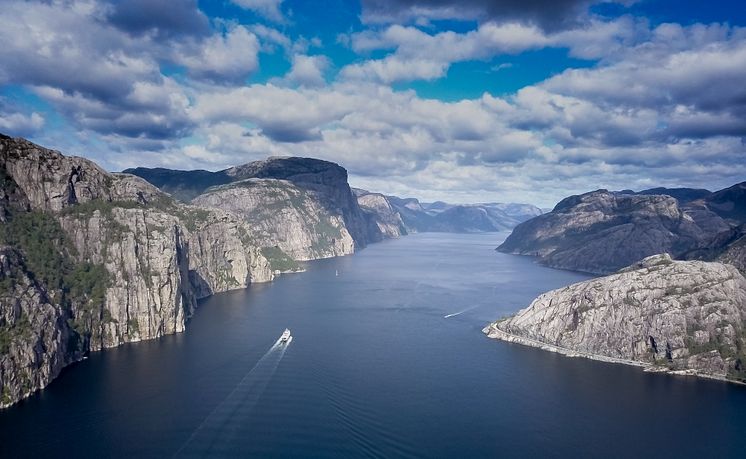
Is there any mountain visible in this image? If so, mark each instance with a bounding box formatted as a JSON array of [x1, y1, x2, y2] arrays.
[[385, 195, 434, 231], [118, 167, 231, 202], [128, 158, 378, 257], [696, 181, 746, 224], [683, 224, 746, 273], [484, 254, 746, 383], [352, 189, 407, 242], [0, 135, 370, 408], [630, 187, 712, 204], [381, 196, 542, 233], [194, 177, 357, 261], [425, 205, 517, 232], [497, 189, 732, 274]]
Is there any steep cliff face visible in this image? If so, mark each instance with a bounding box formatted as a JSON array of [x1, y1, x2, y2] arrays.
[[193, 178, 355, 261], [485, 254, 746, 382], [128, 157, 376, 253], [0, 247, 78, 408], [353, 189, 407, 241], [0, 135, 274, 407], [498, 190, 730, 274], [227, 157, 371, 248]]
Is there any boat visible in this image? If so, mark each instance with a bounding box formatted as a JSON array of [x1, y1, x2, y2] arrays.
[[280, 328, 291, 343]]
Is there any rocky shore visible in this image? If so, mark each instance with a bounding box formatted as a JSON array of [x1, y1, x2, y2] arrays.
[[484, 254, 746, 383]]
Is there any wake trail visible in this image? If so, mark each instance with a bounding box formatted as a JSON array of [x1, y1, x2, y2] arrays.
[[174, 337, 292, 458], [444, 305, 479, 318]]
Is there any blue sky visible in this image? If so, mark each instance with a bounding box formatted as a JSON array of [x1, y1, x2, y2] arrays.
[[0, 0, 745, 207]]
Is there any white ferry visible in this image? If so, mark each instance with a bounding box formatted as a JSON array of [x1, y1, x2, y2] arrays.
[[280, 328, 291, 343]]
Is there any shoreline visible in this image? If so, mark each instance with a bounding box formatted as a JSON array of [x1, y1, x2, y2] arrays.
[[482, 322, 745, 386]]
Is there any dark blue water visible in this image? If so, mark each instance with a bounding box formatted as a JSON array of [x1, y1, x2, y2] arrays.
[[1, 233, 744, 458]]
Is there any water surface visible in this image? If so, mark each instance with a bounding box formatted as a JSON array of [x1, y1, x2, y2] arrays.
[[1, 233, 743, 457]]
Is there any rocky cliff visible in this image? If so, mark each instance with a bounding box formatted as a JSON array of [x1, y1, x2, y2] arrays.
[[485, 254, 746, 382], [129, 158, 379, 257], [498, 190, 731, 274], [353, 189, 407, 241], [194, 178, 355, 261], [0, 135, 275, 408]]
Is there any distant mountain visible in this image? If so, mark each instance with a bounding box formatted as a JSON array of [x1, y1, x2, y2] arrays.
[[498, 189, 731, 274], [121, 167, 231, 202], [684, 224, 746, 273], [697, 181, 746, 224], [380, 196, 542, 233]]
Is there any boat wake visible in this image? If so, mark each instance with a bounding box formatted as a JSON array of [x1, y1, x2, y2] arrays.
[[444, 305, 478, 319], [175, 333, 292, 457]]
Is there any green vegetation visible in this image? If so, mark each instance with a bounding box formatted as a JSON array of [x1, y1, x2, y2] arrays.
[[0, 328, 11, 354], [261, 246, 300, 272], [127, 318, 140, 336], [1, 386, 12, 405], [59, 199, 142, 218], [0, 210, 110, 347], [215, 266, 240, 288], [0, 318, 32, 354], [237, 226, 254, 247], [729, 330, 746, 382], [683, 325, 746, 381], [177, 207, 211, 231]]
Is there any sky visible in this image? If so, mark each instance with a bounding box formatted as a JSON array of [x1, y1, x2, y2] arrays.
[[0, 0, 745, 207]]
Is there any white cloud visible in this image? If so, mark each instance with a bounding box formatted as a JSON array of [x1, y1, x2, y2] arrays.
[[285, 55, 329, 87], [340, 18, 643, 83], [175, 26, 260, 83], [0, 112, 44, 137], [1, 1, 743, 207], [231, 0, 285, 22]]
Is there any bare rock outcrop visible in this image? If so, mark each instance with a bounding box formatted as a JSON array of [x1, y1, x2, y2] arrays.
[[353, 189, 407, 241], [193, 178, 355, 261], [484, 254, 746, 382], [128, 157, 377, 255]]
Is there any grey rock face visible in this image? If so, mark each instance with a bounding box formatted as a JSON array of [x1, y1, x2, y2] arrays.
[[0, 247, 79, 408], [498, 190, 731, 274], [228, 158, 373, 250], [622, 187, 713, 204], [353, 189, 407, 241], [485, 254, 746, 382], [0, 135, 273, 407], [129, 157, 378, 255], [194, 179, 355, 261]]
